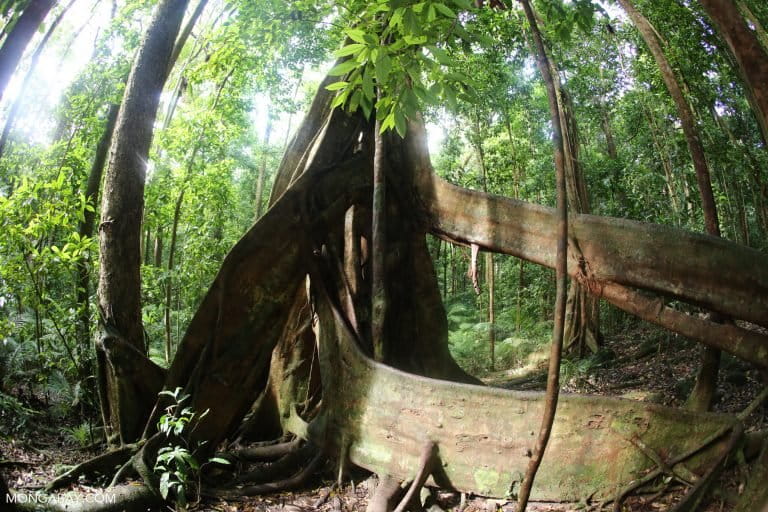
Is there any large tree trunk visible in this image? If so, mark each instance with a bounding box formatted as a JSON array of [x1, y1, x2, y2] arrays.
[[0, 0, 56, 103], [41, 73, 768, 508], [699, 0, 768, 146], [96, 0, 190, 444]]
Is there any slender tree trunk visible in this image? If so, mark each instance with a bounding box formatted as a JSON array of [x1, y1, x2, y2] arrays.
[[153, 231, 163, 267], [699, 0, 768, 146], [517, 0, 569, 508], [0, 0, 56, 102], [0, 0, 75, 158], [551, 64, 601, 356], [619, 0, 724, 412], [167, 0, 209, 73], [162, 75, 187, 130], [97, 0, 190, 444], [76, 103, 119, 350], [164, 186, 186, 363], [371, 96, 387, 361], [472, 121, 496, 370]]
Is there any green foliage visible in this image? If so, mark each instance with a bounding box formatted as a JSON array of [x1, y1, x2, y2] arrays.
[[153, 387, 228, 509], [0, 391, 35, 435], [445, 291, 551, 376], [64, 421, 93, 447], [325, 0, 491, 135]]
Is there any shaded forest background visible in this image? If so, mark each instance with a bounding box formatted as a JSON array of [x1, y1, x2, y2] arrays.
[[0, 0, 766, 506]]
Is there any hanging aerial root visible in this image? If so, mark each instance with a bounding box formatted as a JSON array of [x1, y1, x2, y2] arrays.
[[45, 446, 136, 492]]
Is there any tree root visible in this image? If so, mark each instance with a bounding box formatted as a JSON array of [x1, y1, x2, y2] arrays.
[[44, 446, 135, 493], [9, 485, 158, 512], [670, 423, 742, 512], [367, 475, 404, 512], [393, 442, 437, 512], [234, 438, 302, 461], [225, 440, 317, 487], [203, 451, 324, 499], [610, 423, 743, 512]]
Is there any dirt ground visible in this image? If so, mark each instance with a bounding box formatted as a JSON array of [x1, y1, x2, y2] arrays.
[[1, 325, 766, 511]]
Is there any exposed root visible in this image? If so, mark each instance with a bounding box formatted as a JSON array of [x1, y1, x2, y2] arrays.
[[107, 458, 136, 488], [393, 442, 437, 512], [366, 475, 404, 512], [735, 437, 768, 512], [610, 424, 743, 511], [44, 446, 135, 492], [234, 438, 301, 461], [670, 423, 743, 512], [225, 440, 317, 486], [204, 451, 324, 499], [9, 485, 157, 512]]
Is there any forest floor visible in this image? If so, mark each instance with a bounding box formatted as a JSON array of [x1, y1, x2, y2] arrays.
[[1, 325, 766, 512]]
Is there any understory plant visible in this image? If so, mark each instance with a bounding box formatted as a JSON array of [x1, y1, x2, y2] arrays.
[[153, 387, 227, 510]]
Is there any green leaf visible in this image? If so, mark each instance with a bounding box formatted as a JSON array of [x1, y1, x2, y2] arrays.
[[325, 81, 349, 91], [449, 0, 471, 11], [434, 2, 457, 17], [394, 108, 407, 137], [428, 45, 452, 65], [349, 89, 363, 112], [404, 8, 420, 34], [362, 68, 375, 100], [333, 43, 365, 58], [328, 60, 358, 77], [390, 7, 405, 27], [381, 110, 396, 133], [344, 28, 367, 44], [209, 457, 231, 465], [360, 93, 373, 119], [159, 472, 170, 500], [404, 34, 428, 45], [375, 53, 392, 83]]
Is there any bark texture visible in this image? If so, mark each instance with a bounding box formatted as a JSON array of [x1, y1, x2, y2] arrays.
[[97, 0, 191, 443], [311, 266, 740, 503]]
